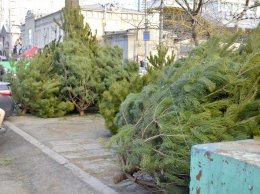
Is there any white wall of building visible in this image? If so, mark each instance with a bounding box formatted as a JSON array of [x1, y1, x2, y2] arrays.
[[21, 10, 63, 51], [20, 4, 160, 62], [80, 4, 159, 43]]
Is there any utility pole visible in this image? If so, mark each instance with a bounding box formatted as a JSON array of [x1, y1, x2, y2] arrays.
[[103, 3, 109, 34], [8, 8, 12, 58], [159, 0, 164, 45], [144, 0, 148, 67]]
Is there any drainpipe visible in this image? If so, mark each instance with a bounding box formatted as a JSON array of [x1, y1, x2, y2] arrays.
[[159, 0, 164, 46], [8, 8, 12, 58], [138, 0, 141, 11], [103, 3, 110, 35]]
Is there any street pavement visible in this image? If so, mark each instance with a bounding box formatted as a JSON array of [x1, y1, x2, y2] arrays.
[[0, 114, 150, 194], [0, 129, 99, 194]]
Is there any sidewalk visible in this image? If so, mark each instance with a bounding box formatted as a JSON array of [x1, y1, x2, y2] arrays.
[[4, 114, 150, 194]]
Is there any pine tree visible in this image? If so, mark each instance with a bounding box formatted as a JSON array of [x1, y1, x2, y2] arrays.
[[99, 63, 143, 134], [147, 45, 175, 72], [59, 40, 98, 116], [10, 41, 74, 117], [9, 57, 32, 114], [55, 5, 100, 116], [99, 46, 175, 134], [56, 5, 142, 116], [108, 29, 260, 192], [92, 45, 136, 101]]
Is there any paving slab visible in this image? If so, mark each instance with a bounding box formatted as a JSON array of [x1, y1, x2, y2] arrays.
[[0, 180, 26, 194], [3, 114, 151, 194], [0, 129, 99, 194]]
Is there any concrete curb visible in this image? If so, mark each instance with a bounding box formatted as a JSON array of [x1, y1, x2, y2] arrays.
[[4, 121, 119, 194]]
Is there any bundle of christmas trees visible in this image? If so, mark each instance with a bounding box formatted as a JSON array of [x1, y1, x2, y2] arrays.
[[109, 28, 260, 193]]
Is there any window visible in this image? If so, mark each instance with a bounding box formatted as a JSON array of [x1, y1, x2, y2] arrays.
[[43, 28, 47, 44], [47, 27, 49, 42], [28, 29, 33, 47]]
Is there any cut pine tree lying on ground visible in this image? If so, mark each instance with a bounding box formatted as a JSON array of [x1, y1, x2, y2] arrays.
[[108, 27, 260, 193]]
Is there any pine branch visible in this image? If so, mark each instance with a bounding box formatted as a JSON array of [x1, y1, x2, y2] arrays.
[[124, 172, 157, 188]]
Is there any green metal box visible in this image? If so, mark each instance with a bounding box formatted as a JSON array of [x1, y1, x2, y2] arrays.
[[190, 139, 260, 194]]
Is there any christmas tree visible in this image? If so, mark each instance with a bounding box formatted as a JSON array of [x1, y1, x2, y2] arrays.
[[109, 29, 260, 192]]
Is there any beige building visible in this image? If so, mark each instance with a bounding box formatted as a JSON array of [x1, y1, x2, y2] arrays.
[[20, 3, 160, 62]]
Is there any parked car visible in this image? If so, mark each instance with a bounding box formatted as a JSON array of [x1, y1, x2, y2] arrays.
[[0, 82, 15, 117]]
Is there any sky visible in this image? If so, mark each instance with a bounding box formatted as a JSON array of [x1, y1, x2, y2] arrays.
[[79, 0, 140, 10]]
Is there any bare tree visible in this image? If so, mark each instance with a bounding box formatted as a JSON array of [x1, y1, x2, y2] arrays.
[[174, 0, 210, 45], [206, 0, 259, 29], [230, 0, 260, 30], [153, 0, 260, 46]]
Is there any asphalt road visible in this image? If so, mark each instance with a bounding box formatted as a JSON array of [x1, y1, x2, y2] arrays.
[[0, 129, 100, 194]]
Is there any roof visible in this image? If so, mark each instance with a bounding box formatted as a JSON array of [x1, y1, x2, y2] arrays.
[[1, 24, 10, 33], [0, 24, 21, 37], [18, 47, 39, 58], [80, 4, 142, 14]]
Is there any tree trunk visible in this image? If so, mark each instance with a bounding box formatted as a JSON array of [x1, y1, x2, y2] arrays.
[[191, 19, 199, 46], [113, 172, 127, 184], [22, 109, 27, 115], [79, 110, 84, 116]]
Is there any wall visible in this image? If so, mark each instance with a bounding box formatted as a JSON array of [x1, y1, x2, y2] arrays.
[[21, 10, 63, 52], [20, 4, 160, 62], [104, 27, 159, 61], [80, 5, 159, 45], [0, 24, 21, 57]]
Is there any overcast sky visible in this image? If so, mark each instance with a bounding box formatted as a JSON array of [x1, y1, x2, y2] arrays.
[[79, 0, 139, 9]]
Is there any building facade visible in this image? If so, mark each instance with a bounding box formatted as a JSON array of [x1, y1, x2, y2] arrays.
[[81, 4, 160, 61], [0, 0, 65, 57], [20, 3, 160, 62], [21, 10, 63, 51], [0, 23, 20, 56]]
